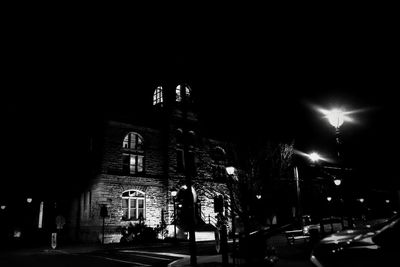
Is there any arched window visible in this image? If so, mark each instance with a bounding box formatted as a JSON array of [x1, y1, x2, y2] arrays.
[[153, 86, 163, 106], [176, 84, 192, 102], [121, 190, 145, 221], [122, 132, 144, 174]]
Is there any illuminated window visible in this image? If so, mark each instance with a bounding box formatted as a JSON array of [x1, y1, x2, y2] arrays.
[[153, 86, 163, 106], [123, 132, 143, 150], [122, 132, 144, 174], [176, 84, 192, 102], [121, 190, 145, 221]]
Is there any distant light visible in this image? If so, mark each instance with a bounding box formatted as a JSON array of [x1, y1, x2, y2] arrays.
[[171, 190, 177, 197], [226, 166, 236, 176], [0, 205, 6, 210], [385, 199, 390, 204], [27, 198, 33, 203], [256, 194, 262, 199], [14, 230, 21, 238], [178, 204, 183, 208], [181, 185, 187, 190], [308, 152, 322, 162], [358, 198, 364, 203], [333, 178, 342, 186], [327, 197, 332, 202]]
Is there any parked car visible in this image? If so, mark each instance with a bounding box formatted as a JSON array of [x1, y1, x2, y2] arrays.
[[310, 214, 400, 267]]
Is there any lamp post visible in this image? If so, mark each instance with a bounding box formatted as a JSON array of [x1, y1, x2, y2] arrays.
[[171, 190, 177, 240], [326, 108, 349, 227], [226, 166, 237, 266]]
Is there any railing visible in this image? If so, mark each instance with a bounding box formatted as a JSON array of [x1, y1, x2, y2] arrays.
[[201, 210, 217, 228]]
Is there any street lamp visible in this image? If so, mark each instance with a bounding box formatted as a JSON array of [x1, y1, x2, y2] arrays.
[[325, 108, 351, 228], [171, 190, 177, 240], [333, 177, 342, 186], [225, 166, 237, 266], [327, 109, 345, 130], [308, 152, 322, 163]]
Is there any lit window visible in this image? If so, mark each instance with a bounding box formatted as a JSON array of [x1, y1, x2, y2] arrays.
[[185, 85, 192, 98], [176, 85, 182, 102], [123, 132, 143, 150], [123, 154, 144, 174], [122, 132, 144, 174], [176, 84, 192, 102], [122, 190, 145, 220], [153, 86, 163, 106]]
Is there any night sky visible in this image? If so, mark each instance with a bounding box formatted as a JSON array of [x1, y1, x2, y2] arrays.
[[1, 12, 399, 201]]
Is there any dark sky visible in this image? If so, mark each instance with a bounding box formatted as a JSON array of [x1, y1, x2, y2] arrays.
[[1, 12, 399, 200]]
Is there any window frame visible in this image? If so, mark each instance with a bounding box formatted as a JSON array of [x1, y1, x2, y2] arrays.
[[122, 132, 145, 174], [176, 84, 192, 102], [153, 86, 163, 106], [121, 190, 146, 221]]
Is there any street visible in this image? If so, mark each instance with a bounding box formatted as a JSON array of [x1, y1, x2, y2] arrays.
[[0, 237, 315, 267], [0, 248, 183, 267]]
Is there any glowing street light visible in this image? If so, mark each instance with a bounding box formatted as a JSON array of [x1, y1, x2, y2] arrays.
[[0, 205, 6, 210], [308, 152, 322, 163], [27, 198, 33, 203], [327, 197, 332, 202], [327, 109, 346, 129], [226, 166, 236, 176], [333, 178, 342, 186]]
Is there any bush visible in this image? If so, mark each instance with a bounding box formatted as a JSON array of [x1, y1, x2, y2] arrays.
[[119, 222, 159, 244]]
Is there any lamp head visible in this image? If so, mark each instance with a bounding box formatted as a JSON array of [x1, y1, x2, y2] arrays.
[[334, 178, 342, 186], [308, 152, 322, 163], [226, 166, 236, 176], [327, 108, 345, 129]]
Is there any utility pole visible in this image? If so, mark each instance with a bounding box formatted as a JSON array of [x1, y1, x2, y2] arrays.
[[294, 166, 302, 219]]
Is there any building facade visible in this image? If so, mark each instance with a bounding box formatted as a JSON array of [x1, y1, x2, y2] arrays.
[[68, 83, 233, 243]]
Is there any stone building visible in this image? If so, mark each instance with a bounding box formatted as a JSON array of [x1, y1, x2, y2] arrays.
[[68, 83, 234, 243]]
